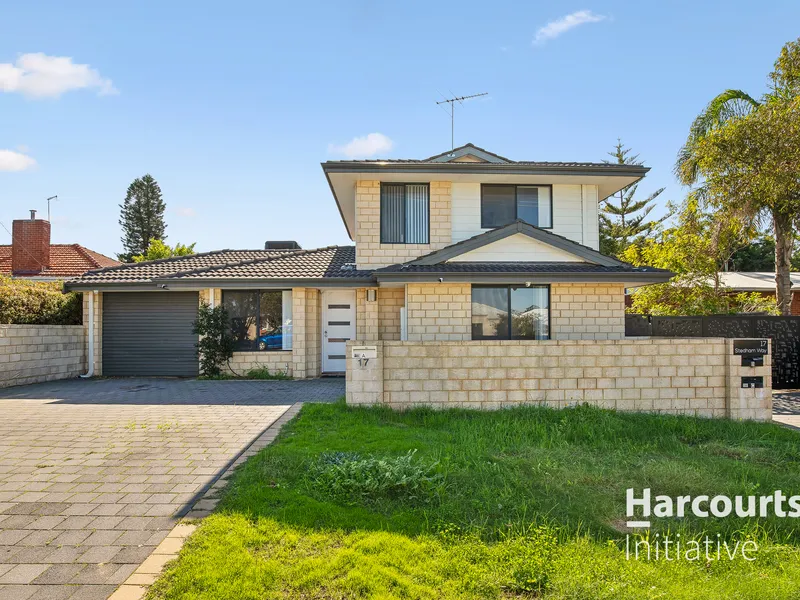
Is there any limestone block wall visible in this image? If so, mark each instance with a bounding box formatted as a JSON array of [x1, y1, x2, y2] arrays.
[[551, 283, 626, 340], [345, 338, 773, 421], [355, 180, 452, 269], [224, 351, 292, 377], [406, 283, 471, 341], [0, 325, 86, 388], [378, 287, 404, 341]]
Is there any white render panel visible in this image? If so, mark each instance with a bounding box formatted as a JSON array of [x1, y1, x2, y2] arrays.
[[581, 185, 600, 251], [451, 182, 482, 243], [448, 233, 583, 262], [449, 183, 598, 248]]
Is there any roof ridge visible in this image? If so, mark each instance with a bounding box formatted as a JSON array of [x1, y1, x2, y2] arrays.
[[156, 245, 344, 280], [71, 244, 102, 268], [79, 248, 239, 276]]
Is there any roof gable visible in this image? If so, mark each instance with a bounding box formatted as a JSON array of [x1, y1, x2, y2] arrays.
[[425, 143, 511, 164], [448, 233, 583, 263], [408, 220, 627, 267]]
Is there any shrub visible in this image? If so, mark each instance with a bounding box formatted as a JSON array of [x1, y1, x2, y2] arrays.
[[0, 276, 82, 325], [193, 302, 235, 378], [308, 450, 444, 505]]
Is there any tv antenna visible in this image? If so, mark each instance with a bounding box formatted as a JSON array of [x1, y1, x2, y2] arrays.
[[436, 92, 488, 152], [46, 195, 58, 222]]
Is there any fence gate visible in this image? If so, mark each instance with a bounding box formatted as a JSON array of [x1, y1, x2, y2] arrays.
[[625, 314, 800, 389]]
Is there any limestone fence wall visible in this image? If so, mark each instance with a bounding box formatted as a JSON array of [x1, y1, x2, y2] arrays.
[[0, 325, 86, 388], [346, 338, 772, 421]]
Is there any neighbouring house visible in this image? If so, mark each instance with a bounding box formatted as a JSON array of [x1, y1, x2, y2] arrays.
[[1, 210, 120, 280], [63, 144, 772, 420], [716, 271, 800, 315]]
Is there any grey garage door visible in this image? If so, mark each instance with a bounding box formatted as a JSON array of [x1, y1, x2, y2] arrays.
[[103, 292, 199, 377]]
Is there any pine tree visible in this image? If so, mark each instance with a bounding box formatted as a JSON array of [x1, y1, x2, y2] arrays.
[[599, 140, 666, 257], [118, 174, 167, 262]]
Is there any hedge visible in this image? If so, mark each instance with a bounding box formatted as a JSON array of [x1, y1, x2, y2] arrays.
[[0, 276, 82, 325]]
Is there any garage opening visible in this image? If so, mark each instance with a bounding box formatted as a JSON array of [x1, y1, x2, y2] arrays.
[[102, 292, 199, 377]]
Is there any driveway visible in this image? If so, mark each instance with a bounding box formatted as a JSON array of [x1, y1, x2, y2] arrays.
[[773, 390, 800, 429], [0, 378, 344, 600]]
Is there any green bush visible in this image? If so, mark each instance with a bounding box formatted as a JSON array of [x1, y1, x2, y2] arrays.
[[0, 276, 82, 325], [308, 450, 444, 506], [193, 302, 235, 378]]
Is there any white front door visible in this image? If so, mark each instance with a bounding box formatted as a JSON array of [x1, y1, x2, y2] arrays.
[[322, 290, 356, 373]]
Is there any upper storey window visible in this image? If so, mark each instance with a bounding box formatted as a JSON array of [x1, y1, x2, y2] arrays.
[[481, 184, 553, 229], [380, 183, 430, 244]]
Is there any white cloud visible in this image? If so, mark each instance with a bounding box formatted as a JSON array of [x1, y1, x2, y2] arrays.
[[174, 207, 197, 218], [0, 149, 36, 172], [0, 53, 117, 98], [533, 10, 606, 45], [328, 133, 394, 159]]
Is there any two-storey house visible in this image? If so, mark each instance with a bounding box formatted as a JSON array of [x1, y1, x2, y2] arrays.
[[66, 144, 672, 380]]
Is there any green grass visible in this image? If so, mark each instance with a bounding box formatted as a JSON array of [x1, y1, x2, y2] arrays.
[[149, 402, 800, 599]]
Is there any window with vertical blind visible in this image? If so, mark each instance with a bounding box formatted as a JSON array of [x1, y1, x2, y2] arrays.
[[380, 183, 430, 243]]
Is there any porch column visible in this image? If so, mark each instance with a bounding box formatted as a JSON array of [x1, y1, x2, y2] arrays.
[[363, 288, 379, 342], [292, 288, 307, 379]]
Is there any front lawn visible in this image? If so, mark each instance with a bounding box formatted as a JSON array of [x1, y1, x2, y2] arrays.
[[149, 402, 800, 599]]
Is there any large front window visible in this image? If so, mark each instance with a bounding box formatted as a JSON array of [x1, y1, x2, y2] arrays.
[[481, 184, 553, 229], [471, 285, 549, 340], [380, 183, 430, 243], [223, 290, 293, 351]]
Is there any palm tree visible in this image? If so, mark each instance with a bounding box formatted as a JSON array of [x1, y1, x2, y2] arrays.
[[674, 90, 761, 187], [675, 39, 800, 315]]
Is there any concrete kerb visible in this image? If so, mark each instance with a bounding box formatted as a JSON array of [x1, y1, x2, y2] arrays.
[[108, 402, 304, 600]]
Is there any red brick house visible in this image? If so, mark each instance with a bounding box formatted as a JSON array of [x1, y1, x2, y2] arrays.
[[0, 210, 120, 280]]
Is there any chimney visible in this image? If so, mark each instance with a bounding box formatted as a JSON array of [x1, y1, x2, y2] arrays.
[[12, 210, 51, 275]]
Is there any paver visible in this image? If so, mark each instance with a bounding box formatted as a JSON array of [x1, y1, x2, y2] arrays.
[[0, 377, 343, 599]]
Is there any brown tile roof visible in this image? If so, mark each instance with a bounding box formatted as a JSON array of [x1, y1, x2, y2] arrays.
[[0, 244, 121, 278], [65, 247, 371, 285]]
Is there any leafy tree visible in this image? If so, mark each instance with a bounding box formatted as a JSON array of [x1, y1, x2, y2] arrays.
[[730, 235, 800, 271], [132, 239, 196, 263], [118, 174, 167, 262], [622, 197, 776, 315], [599, 140, 666, 257], [675, 38, 800, 314]]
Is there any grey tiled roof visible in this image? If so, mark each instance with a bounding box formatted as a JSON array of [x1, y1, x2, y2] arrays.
[[162, 246, 372, 280], [67, 249, 297, 283], [324, 142, 646, 171], [65, 248, 371, 285], [375, 262, 669, 274]]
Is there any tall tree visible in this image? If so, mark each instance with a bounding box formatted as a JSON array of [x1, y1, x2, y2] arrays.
[[118, 174, 167, 262], [675, 38, 800, 314], [599, 140, 665, 257]]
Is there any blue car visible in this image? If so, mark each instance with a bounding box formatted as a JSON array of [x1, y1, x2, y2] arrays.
[[257, 326, 284, 350]]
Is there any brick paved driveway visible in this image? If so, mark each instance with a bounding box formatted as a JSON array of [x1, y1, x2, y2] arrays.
[[773, 390, 800, 429], [0, 378, 344, 600]]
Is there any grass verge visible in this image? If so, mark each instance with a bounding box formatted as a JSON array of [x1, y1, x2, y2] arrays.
[[149, 402, 800, 599]]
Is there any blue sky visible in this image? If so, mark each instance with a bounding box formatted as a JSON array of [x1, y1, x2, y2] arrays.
[[1, 1, 798, 258]]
